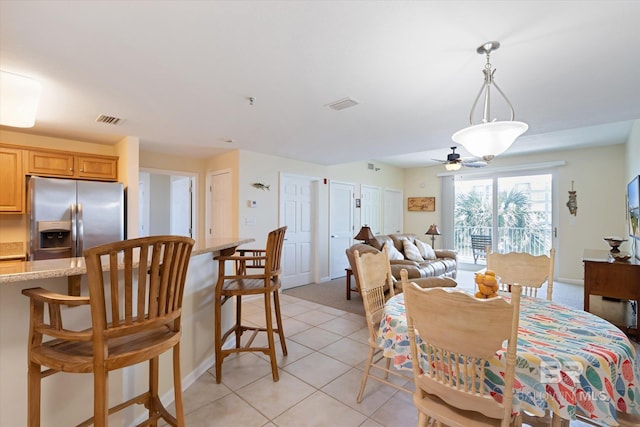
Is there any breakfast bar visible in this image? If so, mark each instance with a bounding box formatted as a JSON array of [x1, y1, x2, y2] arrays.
[[0, 237, 253, 427]]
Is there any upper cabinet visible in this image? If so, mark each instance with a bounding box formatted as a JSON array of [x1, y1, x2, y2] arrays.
[[75, 155, 118, 180], [0, 147, 25, 213], [28, 149, 74, 177], [0, 144, 119, 213], [28, 149, 118, 181]]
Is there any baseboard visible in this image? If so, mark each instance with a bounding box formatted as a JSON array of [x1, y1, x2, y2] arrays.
[[558, 277, 583, 286]]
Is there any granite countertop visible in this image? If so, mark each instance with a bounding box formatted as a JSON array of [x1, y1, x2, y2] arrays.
[[0, 237, 254, 284]]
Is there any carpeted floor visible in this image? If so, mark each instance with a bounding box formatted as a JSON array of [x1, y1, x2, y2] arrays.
[[283, 277, 365, 316]]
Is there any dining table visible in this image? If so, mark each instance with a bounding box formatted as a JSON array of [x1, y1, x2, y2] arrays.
[[377, 291, 640, 426]]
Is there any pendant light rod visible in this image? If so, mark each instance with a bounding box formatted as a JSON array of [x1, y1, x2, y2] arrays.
[[467, 41, 516, 125]]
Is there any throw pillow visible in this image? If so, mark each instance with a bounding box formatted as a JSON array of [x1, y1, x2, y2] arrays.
[[415, 239, 437, 260], [402, 239, 424, 262], [383, 243, 405, 261]]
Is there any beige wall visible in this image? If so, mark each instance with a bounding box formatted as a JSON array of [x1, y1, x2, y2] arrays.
[[403, 166, 443, 236], [116, 136, 139, 238], [235, 150, 404, 281], [402, 142, 630, 283]]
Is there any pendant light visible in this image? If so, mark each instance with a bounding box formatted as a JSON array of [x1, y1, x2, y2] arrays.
[[452, 41, 528, 161]]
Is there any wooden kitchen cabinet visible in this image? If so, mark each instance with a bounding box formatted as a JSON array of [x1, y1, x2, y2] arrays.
[[28, 149, 75, 177], [583, 249, 640, 341], [0, 147, 25, 213], [75, 155, 118, 180], [28, 149, 118, 181]]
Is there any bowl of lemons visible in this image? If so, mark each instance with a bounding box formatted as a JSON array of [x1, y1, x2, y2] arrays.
[[474, 270, 500, 299]]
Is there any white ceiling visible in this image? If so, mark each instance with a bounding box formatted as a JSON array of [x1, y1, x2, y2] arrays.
[[1, 1, 639, 167]]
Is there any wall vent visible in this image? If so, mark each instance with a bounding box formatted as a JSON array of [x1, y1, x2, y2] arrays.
[[326, 97, 359, 111], [95, 114, 123, 125]]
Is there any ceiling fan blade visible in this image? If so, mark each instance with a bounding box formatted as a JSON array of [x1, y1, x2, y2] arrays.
[[461, 160, 487, 168]]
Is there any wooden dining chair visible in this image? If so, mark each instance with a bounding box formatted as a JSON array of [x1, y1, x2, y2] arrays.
[[486, 246, 555, 300], [353, 248, 413, 403], [402, 270, 523, 427], [22, 235, 195, 427], [213, 226, 288, 383]]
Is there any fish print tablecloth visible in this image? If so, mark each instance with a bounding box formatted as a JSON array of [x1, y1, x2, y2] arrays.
[[377, 293, 640, 426]]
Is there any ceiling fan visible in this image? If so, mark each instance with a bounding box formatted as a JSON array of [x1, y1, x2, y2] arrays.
[[433, 146, 488, 170]]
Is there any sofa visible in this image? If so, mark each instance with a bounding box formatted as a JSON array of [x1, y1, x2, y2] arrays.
[[346, 233, 458, 282]]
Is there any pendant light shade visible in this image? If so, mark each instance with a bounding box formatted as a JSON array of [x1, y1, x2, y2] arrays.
[[452, 41, 527, 160], [452, 120, 528, 159]]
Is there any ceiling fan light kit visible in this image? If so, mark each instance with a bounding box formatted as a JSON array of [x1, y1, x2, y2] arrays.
[[452, 41, 528, 160], [434, 146, 487, 170], [445, 162, 462, 171]]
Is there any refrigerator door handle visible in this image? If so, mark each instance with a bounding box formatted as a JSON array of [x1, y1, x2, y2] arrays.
[[71, 203, 77, 257], [77, 203, 84, 256]]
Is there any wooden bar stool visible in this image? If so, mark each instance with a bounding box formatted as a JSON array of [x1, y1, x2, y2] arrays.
[[22, 235, 194, 427], [213, 226, 288, 383]]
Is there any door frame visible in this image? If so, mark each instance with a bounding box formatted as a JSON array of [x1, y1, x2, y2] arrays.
[[139, 167, 198, 241], [279, 173, 321, 286]]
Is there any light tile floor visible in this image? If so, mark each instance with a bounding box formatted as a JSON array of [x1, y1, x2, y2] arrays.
[[173, 269, 635, 426]]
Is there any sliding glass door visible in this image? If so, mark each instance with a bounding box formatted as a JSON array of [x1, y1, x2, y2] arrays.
[[454, 173, 553, 264]]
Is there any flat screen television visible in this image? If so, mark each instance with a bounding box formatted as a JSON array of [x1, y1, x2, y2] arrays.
[[628, 175, 640, 240]]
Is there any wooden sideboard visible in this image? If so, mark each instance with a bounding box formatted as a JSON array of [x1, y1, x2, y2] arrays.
[[583, 249, 639, 341]]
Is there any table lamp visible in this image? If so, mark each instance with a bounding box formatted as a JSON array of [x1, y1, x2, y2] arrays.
[[425, 224, 441, 248], [354, 225, 375, 245]]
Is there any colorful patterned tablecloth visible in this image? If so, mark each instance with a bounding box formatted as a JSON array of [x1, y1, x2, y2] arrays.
[[377, 293, 640, 426]]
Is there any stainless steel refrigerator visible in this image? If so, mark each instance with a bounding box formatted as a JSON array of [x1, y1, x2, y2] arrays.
[[28, 176, 125, 260]]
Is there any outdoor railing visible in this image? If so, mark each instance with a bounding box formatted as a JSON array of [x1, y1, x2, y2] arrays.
[[454, 226, 553, 263]]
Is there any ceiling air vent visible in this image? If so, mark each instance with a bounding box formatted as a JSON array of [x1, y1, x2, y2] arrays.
[[95, 114, 123, 125], [326, 97, 359, 111]]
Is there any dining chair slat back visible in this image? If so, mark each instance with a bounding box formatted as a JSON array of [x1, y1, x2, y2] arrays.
[[402, 269, 522, 427], [353, 249, 412, 403], [487, 247, 555, 300]]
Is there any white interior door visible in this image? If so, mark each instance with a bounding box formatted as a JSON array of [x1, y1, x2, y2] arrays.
[[384, 188, 403, 234], [329, 181, 354, 279], [170, 176, 192, 237], [280, 174, 314, 288], [360, 185, 382, 235], [208, 170, 232, 238], [139, 173, 149, 237]]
